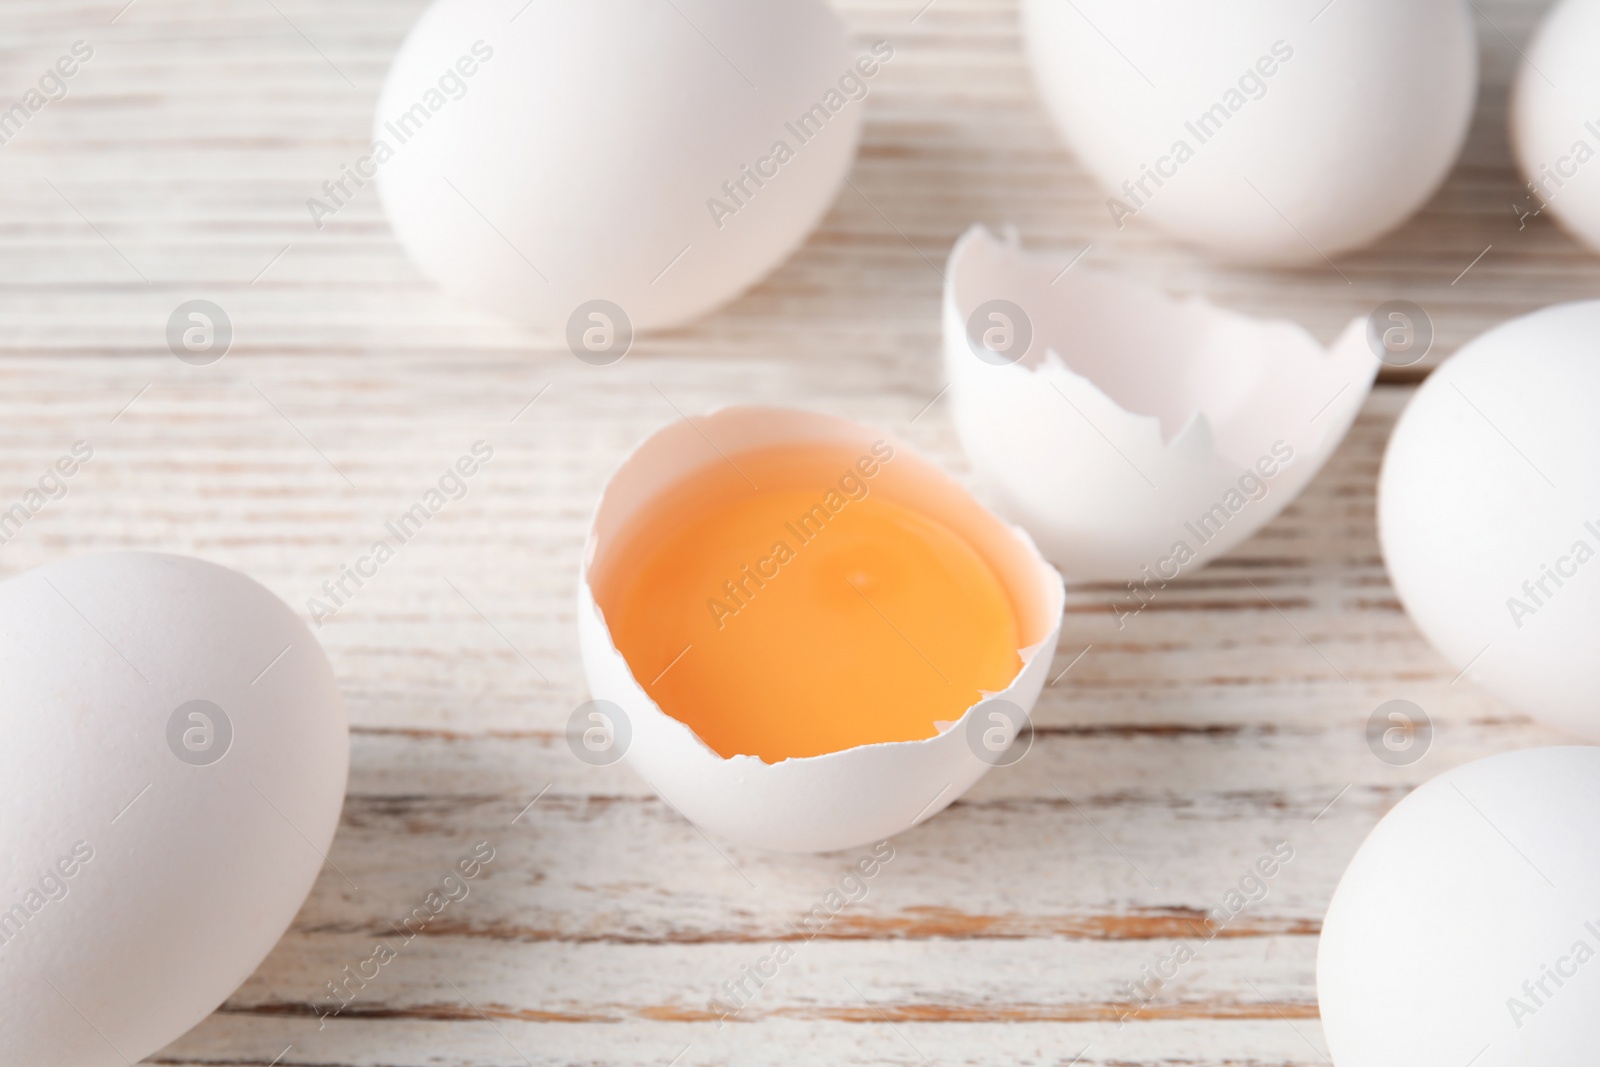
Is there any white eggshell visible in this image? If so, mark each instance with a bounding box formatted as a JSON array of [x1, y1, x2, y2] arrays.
[[1021, 0, 1477, 263], [944, 225, 1376, 582], [1380, 301, 1600, 740], [0, 552, 348, 1065], [375, 0, 867, 334], [1511, 0, 1600, 253], [577, 407, 1065, 853], [1319, 746, 1600, 1067]]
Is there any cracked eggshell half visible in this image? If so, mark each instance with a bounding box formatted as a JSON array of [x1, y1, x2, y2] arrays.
[[375, 0, 870, 336], [0, 552, 348, 1067], [577, 406, 1065, 854], [1021, 0, 1476, 264], [943, 225, 1376, 582]]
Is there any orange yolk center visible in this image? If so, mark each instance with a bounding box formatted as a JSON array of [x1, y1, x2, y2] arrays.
[[600, 443, 1021, 762]]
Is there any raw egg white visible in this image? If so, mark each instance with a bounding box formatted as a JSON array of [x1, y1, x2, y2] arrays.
[[944, 226, 1375, 581], [577, 407, 1064, 853], [0, 553, 347, 1065], [375, 0, 870, 336], [1511, 0, 1600, 252], [1319, 747, 1600, 1067], [1380, 302, 1600, 741], [1021, 0, 1477, 263]]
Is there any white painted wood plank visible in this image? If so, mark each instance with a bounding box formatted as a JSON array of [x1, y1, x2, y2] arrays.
[[158, 1017, 1333, 1067]]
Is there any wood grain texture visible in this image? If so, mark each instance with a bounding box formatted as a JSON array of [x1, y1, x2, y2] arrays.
[[0, 0, 1579, 1063]]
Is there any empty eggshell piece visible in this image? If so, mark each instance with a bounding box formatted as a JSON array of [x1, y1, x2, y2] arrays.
[[375, 0, 870, 336], [0, 552, 347, 1066], [577, 406, 1065, 854], [1021, 0, 1477, 263], [1318, 746, 1600, 1067], [944, 225, 1376, 582], [1511, 0, 1600, 253], [1379, 301, 1600, 740]]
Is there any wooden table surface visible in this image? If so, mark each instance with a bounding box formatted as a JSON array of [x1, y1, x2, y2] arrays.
[[0, 0, 1584, 1063]]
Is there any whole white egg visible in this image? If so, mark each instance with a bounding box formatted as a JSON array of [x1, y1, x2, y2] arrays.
[[1511, 0, 1600, 253], [374, 0, 871, 339], [1020, 0, 1477, 263], [1379, 301, 1600, 740], [0, 552, 347, 1065], [1319, 746, 1600, 1067]]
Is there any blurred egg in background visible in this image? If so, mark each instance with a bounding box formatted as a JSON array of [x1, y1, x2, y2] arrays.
[[1511, 0, 1600, 253], [375, 0, 873, 338], [1020, 0, 1478, 263]]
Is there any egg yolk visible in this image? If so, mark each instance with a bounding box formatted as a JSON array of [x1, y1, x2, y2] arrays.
[[601, 443, 1021, 762]]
